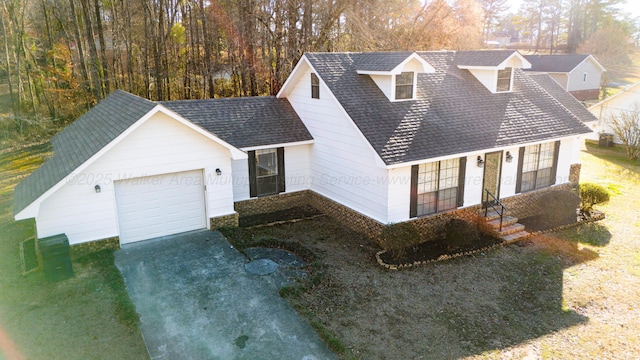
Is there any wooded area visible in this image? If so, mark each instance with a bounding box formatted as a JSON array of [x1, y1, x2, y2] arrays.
[[0, 0, 637, 128]]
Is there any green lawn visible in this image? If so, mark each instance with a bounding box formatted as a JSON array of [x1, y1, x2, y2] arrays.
[[0, 143, 148, 360]]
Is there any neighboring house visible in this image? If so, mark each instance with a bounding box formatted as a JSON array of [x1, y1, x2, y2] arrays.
[[523, 54, 606, 101], [587, 81, 640, 142], [14, 50, 595, 247]]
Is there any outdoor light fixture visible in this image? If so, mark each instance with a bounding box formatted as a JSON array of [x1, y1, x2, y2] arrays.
[[477, 156, 484, 168], [94, 184, 101, 193], [505, 151, 513, 163], [215, 168, 222, 176]]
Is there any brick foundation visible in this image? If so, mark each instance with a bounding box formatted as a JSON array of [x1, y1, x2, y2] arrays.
[[234, 191, 312, 217], [569, 163, 581, 186], [499, 183, 573, 220], [209, 212, 239, 230], [229, 184, 577, 247]]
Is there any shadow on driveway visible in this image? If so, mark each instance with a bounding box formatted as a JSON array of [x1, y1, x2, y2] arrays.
[[115, 230, 336, 360]]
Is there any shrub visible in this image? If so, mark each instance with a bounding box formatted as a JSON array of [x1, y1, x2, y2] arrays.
[[444, 218, 479, 251], [380, 222, 422, 260], [579, 183, 610, 212]]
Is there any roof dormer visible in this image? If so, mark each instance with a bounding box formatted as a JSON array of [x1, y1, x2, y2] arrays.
[[457, 50, 531, 93], [356, 52, 435, 102]]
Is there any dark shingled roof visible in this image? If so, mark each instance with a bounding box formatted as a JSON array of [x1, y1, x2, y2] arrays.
[[160, 96, 312, 149], [14, 90, 157, 215], [528, 73, 598, 123], [455, 50, 521, 67], [355, 51, 415, 72], [305, 51, 593, 165], [14, 92, 311, 215], [523, 54, 591, 73]]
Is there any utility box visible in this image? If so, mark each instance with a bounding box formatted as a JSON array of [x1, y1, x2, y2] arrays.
[[38, 234, 74, 282], [599, 133, 614, 147]]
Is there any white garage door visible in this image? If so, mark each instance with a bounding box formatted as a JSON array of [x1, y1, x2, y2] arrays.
[[115, 169, 207, 244]]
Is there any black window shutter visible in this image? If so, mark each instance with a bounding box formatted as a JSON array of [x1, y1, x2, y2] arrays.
[[515, 147, 525, 193], [457, 157, 467, 207], [409, 165, 419, 218], [277, 147, 285, 193], [248, 150, 257, 198], [550, 140, 561, 185]]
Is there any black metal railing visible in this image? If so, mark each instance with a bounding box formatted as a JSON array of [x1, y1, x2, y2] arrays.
[[484, 189, 508, 231]]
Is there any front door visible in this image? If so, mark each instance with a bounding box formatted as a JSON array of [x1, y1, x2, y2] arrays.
[[482, 151, 503, 207]]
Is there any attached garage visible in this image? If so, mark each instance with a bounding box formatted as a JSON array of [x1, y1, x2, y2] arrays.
[[115, 169, 207, 244]]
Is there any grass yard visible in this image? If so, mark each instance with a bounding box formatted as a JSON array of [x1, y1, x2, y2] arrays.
[[224, 140, 640, 359], [0, 143, 148, 360]]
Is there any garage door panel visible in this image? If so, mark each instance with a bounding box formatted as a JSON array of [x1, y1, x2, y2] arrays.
[[115, 170, 207, 244]]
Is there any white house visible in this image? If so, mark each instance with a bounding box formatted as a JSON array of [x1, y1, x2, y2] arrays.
[[587, 81, 640, 142], [14, 50, 595, 246], [524, 54, 606, 101]]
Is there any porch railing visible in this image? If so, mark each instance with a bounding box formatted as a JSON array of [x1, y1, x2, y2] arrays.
[[484, 189, 508, 232]]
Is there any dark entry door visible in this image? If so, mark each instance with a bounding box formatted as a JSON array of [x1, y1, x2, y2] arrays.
[[482, 151, 503, 206]]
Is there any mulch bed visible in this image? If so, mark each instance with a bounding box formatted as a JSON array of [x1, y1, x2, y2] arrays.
[[378, 234, 503, 266], [239, 205, 323, 227]]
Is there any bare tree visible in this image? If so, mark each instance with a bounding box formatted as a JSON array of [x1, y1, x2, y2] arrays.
[[607, 105, 640, 160]]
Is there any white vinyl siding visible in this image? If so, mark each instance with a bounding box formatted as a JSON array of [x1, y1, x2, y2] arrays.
[[287, 66, 389, 223], [34, 112, 235, 245], [568, 58, 602, 92]]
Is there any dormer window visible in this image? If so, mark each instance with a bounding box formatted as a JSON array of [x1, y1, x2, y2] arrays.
[[311, 73, 319, 99], [497, 67, 512, 92], [395, 72, 414, 100]]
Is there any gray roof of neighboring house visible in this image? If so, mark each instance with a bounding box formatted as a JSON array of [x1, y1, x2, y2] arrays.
[[14, 90, 157, 215], [523, 54, 592, 73], [305, 50, 594, 165], [160, 96, 312, 149], [14, 92, 311, 215]]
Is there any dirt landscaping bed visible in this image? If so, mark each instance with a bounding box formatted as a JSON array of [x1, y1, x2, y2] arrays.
[[223, 142, 640, 360]]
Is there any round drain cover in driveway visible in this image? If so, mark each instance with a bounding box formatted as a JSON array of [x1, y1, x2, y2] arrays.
[[245, 259, 279, 275]]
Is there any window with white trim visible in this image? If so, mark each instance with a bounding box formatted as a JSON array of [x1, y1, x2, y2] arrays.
[[395, 72, 414, 100], [497, 67, 512, 92], [410, 158, 466, 217], [517, 142, 559, 192]]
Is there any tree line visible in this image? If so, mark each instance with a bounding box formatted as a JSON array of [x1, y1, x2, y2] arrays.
[[0, 0, 637, 127]]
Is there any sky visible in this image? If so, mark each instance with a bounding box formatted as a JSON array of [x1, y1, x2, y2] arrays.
[[507, 0, 640, 19]]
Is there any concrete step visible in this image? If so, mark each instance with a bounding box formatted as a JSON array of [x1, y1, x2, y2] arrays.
[[486, 216, 519, 230], [500, 230, 531, 242], [497, 223, 526, 236]]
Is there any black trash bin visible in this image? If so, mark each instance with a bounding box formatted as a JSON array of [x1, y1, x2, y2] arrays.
[[38, 234, 74, 282], [599, 133, 614, 147]]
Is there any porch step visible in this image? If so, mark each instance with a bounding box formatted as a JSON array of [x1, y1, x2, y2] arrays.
[[497, 223, 526, 236], [481, 208, 504, 221], [486, 216, 519, 230], [500, 230, 531, 243]]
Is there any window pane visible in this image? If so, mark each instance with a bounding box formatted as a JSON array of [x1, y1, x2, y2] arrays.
[[395, 72, 414, 99], [521, 171, 536, 192], [522, 145, 540, 172], [438, 187, 458, 211], [497, 67, 512, 92], [535, 167, 552, 189], [311, 73, 319, 99], [538, 142, 555, 169], [417, 192, 437, 216], [418, 162, 438, 194], [439, 158, 459, 189], [256, 149, 278, 177]]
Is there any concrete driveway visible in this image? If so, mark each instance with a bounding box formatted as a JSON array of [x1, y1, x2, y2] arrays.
[[115, 230, 336, 360]]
